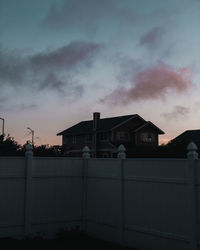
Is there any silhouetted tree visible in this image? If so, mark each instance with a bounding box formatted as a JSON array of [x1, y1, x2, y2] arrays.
[[128, 143, 189, 158], [33, 144, 63, 156], [0, 134, 23, 156]]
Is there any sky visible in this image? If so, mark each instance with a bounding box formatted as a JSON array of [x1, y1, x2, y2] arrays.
[[0, 0, 200, 146]]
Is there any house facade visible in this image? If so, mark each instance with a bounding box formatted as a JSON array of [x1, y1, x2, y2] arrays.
[[57, 112, 164, 157]]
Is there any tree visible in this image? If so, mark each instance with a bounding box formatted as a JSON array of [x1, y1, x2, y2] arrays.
[[0, 134, 23, 156], [33, 144, 63, 156]]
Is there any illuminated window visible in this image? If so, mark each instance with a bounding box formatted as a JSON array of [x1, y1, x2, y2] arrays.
[[141, 133, 155, 142]]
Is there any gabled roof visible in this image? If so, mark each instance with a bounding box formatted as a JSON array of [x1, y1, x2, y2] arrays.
[[132, 121, 164, 134], [57, 114, 164, 136], [171, 130, 200, 144], [57, 114, 137, 135]]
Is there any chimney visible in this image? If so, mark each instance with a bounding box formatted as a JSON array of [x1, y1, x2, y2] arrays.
[[93, 112, 100, 131]]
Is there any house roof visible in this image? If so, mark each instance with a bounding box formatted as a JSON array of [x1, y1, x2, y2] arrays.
[[171, 130, 200, 144], [57, 114, 164, 136], [132, 121, 164, 134]]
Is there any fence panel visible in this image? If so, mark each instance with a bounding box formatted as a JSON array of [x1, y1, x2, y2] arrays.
[[0, 157, 25, 237], [86, 159, 120, 242], [31, 157, 83, 235], [123, 159, 190, 250], [0, 147, 199, 250]]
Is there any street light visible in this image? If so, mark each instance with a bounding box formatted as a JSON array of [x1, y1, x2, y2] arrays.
[[0, 117, 5, 136], [27, 127, 34, 146]]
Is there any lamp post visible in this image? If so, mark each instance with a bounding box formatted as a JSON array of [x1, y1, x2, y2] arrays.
[[27, 127, 34, 146], [0, 117, 4, 136]]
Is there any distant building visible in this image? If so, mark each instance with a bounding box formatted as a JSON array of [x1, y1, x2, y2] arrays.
[[57, 112, 164, 157], [170, 130, 200, 146]]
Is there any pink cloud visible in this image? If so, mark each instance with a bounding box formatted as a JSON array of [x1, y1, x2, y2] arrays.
[[100, 62, 193, 105]]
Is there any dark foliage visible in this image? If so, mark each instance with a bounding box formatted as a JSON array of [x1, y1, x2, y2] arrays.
[[0, 134, 195, 158], [128, 143, 190, 158], [0, 134, 64, 156], [33, 144, 64, 156], [0, 228, 138, 250], [0, 134, 23, 156]]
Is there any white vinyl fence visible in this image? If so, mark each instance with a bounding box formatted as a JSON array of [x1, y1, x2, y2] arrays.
[[0, 142, 199, 250]]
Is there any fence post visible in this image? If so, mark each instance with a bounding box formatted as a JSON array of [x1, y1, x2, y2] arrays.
[[118, 145, 126, 245], [81, 146, 90, 232], [187, 142, 198, 250], [24, 141, 33, 236]]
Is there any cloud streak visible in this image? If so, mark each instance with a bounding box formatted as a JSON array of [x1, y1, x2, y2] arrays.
[[139, 26, 165, 49], [100, 62, 193, 105], [31, 41, 101, 72], [161, 105, 190, 120], [0, 41, 102, 101]]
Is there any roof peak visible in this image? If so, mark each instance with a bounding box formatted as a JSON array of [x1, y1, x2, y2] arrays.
[[83, 114, 137, 122]]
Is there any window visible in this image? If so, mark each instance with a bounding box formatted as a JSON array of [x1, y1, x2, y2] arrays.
[[99, 132, 108, 141], [85, 134, 93, 142], [141, 133, 155, 143], [118, 132, 129, 141], [72, 135, 76, 144]]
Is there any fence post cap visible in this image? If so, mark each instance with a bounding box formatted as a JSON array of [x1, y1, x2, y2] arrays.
[[117, 144, 126, 159], [82, 146, 90, 153], [187, 141, 198, 151], [25, 141, 33, 156], [82, 146, 90, 159], [118, 144, 126, 152], [187, 141, 198, 159], [25, 141, 33, 151]]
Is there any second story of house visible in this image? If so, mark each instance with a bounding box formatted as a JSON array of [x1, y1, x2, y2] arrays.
[[57, 113, 164, 152]]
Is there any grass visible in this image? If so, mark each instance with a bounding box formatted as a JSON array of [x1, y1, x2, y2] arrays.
[[0, 228, 141, 250]]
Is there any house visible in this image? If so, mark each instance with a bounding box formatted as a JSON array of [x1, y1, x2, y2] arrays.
[[57, 112, 164, 157], [170, 130, 200, 146]]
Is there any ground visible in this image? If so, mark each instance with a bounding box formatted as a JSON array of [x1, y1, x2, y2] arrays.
[[0, 229, 141, 250]]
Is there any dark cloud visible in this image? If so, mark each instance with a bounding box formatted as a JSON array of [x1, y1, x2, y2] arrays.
[[39, 72, 84, 97], [0, 41, 102, 99], [18, 103, 37, 111], [0, 47, 28, 84], [100, 62, 193, 105], [31, 41, 102, 71], [161, 105, 190, 120], [139, 26, 165, 49], [0, 101, 37, 112]]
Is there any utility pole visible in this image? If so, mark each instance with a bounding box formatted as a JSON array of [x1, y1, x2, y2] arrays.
[[27, 127, 34, 146], [0, 117, 5, 136]]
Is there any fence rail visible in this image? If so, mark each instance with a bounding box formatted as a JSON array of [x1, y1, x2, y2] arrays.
[[0, 142, 199, 250]]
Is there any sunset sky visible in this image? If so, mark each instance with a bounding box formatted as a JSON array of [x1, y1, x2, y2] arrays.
[[0, 0, 200, 146]]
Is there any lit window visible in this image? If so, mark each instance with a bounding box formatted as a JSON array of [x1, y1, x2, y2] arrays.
[[118, 132, 129, 141], [141, 133, 154, 142]]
